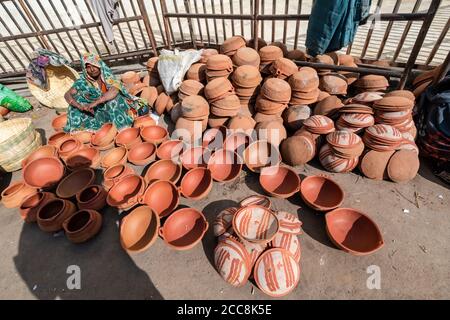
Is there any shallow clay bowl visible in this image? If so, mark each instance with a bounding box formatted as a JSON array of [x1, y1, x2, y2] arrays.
[[120, 205, 160, 253], [128, 142, 157, 166], [223, 132, 253, 156], [73, 131, 94, 145], [140, 125, 169, 145], [51, 113, 67, 132], [144, 159, 182, 185], [232, 205, 279, 244], [66, 147, 100, 170], [140, 180, 179, 218], [115, 127, 142, 149], [159, 207, 208, 251], [207, 149, 243, 182], [181, 146, 211, 170], [48, 132, 69, 147], [22, 145, 58, 168], [259, 166, 301, 198], [156, 140, 186, 161], [180, 167, 213, 200], [101, 146, 128, 169], [106, 174, 146, 210], [300, 175, 344, 211], [91, 123, 117, 147], [56, 168, 95, 199], [325, 208, 384, 255], [23, 157, 65, 189], [133, 115, 156, 128]]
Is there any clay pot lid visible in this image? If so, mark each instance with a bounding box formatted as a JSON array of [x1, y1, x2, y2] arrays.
[[387, 150, 419, 183], [206, 54, 233, 71], [121, 71, 140, 84], [204, 77, 234, 100], [270, 58, 298, 77], [254, 248, 300, 297], [360, 149, 395, 180], [128, 142, 157, 163], [259, 45, 284, 61], [286, 49, 307, 61], [23, 157, 64, 188], [300, 175, 344, 211], [373, 96, 414, 111], [351, 92, 384, 105], [326, 130, 362, 148], [207, 149, 242, 182], [303, 115, 335, 134], [106, 174, 145, 208], [340, 113, 375, 128], [355, 75, 389, 88], [259, 166, 301, 198], [365, 124, 403, 142], [233, 205, 279, 243], [260, 78, 291, 102], [140, 125, 169, 144], [232, 47, 260, 67], [146, 57, 159, 70], [228, 114, 256, 131], [120, 205, 160, 253], [220, 36, 246, 55], [319, 144, 359, 173], [51, 113, 67, 131], [383, 90, 415, 101], [180, 167, 213, 200], [174, 117, 204, 143], [214, 207, 238, 237], [319, 73, 348, 95], [325, 208, 384, 255], [156, 139, 186, 161], [289, 67, 319, 90], [144, 159, 182, 185], [56, 168, 95, 199], [280, 135, 315, 166], [239, 195, 271, 209], [66, 147, 99, 170], [22, 145, 58, 168], [397, 139, 419, 154], [339, 104, 374, 114], [232, 65, 262, 88], [214, 239, 250, 286], [179, 80, 204, 96], [275, 211, 302, 235], [243, 140, 280, 172], [314, 95, 343, 117]]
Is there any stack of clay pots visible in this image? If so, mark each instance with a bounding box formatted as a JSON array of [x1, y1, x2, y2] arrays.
[[144, 57, 160, 87], [286, 49, 307, 61], [231, 65, 262, 114], [314, 95, 344, 119], [246, 37, 267, 49], [220, 36, 246, 57], [288, 67, 320, 105], [336, 104, 375, 133], [232, 47, 260, 68], [255, 78, 291, 117], [178, 80, 204, 102], [362, 124, 403, 152], [319, 73, 348, 96], [338, 54, 359, 84], [154, 91, 178, 115], [354, 75, 389, 92], [121, 71, 141, 92], [186, 63, 207, 83], [204, 78, 239, 127], [200, 48, 219, 63], [269, 57, 298, 80], [259, 45, 284, 75], [206, 54, 233, 82], [270, 42, 289, 57], [175, 95, 210, 142], [312, 54, 335, 76]]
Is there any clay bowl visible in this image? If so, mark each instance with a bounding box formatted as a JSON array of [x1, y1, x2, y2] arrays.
[[22, 145, 58, 168], [76, 185, 107, 211], [58, 137, 82, 159], [63, 209, 103, 243], [180, 146, 211, 170], [140, 125, 169, 145], [55, 168, 95, 199], [239, 195, 271, 209], [115, 127, 142, 149], [133, 115, 156, 128], [120, 205, 160, 253], [243, 140, 280, 173], [144, 159, 183, 185], [232, 205, 279, 244], [207, 149, 242, 182], [128, 142, 157, 166], [37, 198, 77, 232], [259, 166, 301, 198], [223, 132, 253, 156], [73, 131, 94, 145], [325, 208, 384, 255], [19, 192, 56, 223], [91, 123, 117, 147], [159, 207, 208, 251], [139, 180, 179, 218], [51, 113, 67, 132], [156, 140, 186, 161], [66, 147, 100, 170], [106, 174, 146, 210], [101, 146, 128, 169], [48, 132, 70, 148], [202, 125, 228, 149], [180, 167, 213, 200], [23, 157, 65, 189], [1, 181, 37, 209], [300, 175, 344, 211], [103, 164, 134, 191]]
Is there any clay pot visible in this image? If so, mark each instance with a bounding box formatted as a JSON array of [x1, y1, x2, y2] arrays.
[[37, 198, 77, 232], [23, 157, 65, 189], [260, 78, 291, 103], [66, 147, 100, 170], [1, 181, 37, 209], [101, 146, 128, 169], [22, 145, 58, 168], [387, 150, 419, 183], [204, 78, 234, 101], [76, 185, 107, 211], [140, 87, 159, 106], [139, 180, 179, 218], [360, 150, 394, 180], [156, 140, 186, 161], [106, 174, 146, 210], [115, 127, 142, 149], [175, 117, 205, 143], [181, 146, 211, 170], [144, 159, 182, 185], [228, 114, 256, 131], [280, 135, 316, 166], [48, 132, 69, 148], [159, 207, 208, 250], [325, 208, 384, 255], [259, 45, 283, 62], [179, 80, 204, 98], [270, 58, 298, 79], [286, 49, 307, 61], [73, 131, 94, 145], [146, 57, 158, 70], [255, 120, 287, 146], [232, 205, 279, 244], [207, 149, 242, 182], [63, 210, 102, 243], [121, 71, 140, 84], [154, 92, 170, 115], [319, 73, 348, 95], [187, 63, 207, 82], [220, 36, 246, 55], [232, 47, 260, 68], [103, 164, 134, 191], [51, 113, 67, 132], [128, 142, 157, 166], [19, 192, 56, 223], [91, 123, 117, 147], [243, 140, 280, 173], [223, 132, 252, 156], [120, 205, 160, 253], [300, 175, 344, 211], [0, 106, 9, 117], [259, 166, 301, 198], [56, 168, 95, 199], [214, 238, 251, 287], [214, 207, 238, 237], [133, 115, 156, 128], [180, 167, 213, 200], [58, 138, 82, 160], [202, 126, 228, 149], [232, 65, 262, 88], [283, 105, 311, 131], [207, 115, 229, 129], [140, 125, 168, 145]]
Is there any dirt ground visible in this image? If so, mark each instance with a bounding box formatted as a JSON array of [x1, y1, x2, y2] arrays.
[[0, 100, 449, 300]]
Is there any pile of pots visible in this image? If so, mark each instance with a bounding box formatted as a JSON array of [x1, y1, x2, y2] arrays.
[[232, 65, 262, 114], [206, 54, 233, 82], [174, 95, 210, 142], [259, 45, 284, 75], [220, 35, 246, 58], [289, 67, 320, 105], [204, 78, 240, 127]]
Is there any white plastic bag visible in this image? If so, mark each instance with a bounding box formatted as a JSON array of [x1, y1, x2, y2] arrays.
[[157, 49, 202, 95]]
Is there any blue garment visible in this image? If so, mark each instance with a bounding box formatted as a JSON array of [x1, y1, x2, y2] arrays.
[[306, 0, 372, 56]]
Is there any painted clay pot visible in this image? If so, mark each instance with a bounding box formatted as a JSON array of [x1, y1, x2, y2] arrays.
[[120, 205, 160, 253], [19, 192, 56, 223], [48, 132, 70, 148], [115, 127, 142, 149], [23, 157, 65, 189], [159, 207, 209, 251], [101, 146, 128, 169], [76, 185, 107, 211], [1, 181, 37, 209], [144, 159, 182, 185], [63, 209, 102, 243], [65, 147, 100, 170], [325, 208, 384, 255], [207, 149, 242, 182], [271, 232, 301, 262], [259, 166, 301, 198], [102, 164, 134, 191], [58, 138, 82, 160], [133, 115, 156, 128], [214, 238, 250, 287], [213, 207, 238, 237], [106, 174, 146, 210], [128, 142, 157, 166], [37, 198, 77, 232], [91, 123, 117, 147], [275, 211, 302, 235], [51, 113, 67, 132], [181, 146, 211, 170], [300, 175, 344, 211], [180, 167, 213, 200], [156, 140, 186, 161], [243, 140, 280, 173], [21, 145, 58, 168], [56, 168, 96, 199], [139, 180, 179, 218], [239, 195, 271, 209], [140, 125, 169, 145]]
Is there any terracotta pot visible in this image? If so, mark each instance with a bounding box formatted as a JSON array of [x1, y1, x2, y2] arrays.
[[139, 180, 179, 218], [37, 198, 77, 232], [175, 117, 205, 143], [223, 132, 253, 157], [51, 113, 67, 132], [275, 211, 303, 235], [58, 137, 82, 160], [65, 147, 100, 170], [73, 131, 94, 144], [202, 126, 228, 149], [283, 105, 311, 131], [56, 168, 96, 199], [207, 149, 242, 182], [300, 175, 344, 211], [180, 167, 213, 200], [101, 147, 128, 169], [206, 54, 233, 72], [187, 63, 207, 82], [115, 127, 142, 149], [106, 174, 146, 210], [255, 120, 287, 147], [0, 106, 10, 117], [91, 123, 117, 147], [140, 87, 159, 106], [21, 145, 58, 168], [120, 205, 160, 253], [63, 209, 102, 243], [23, 157, 65, 189], [213, 207, 239, 237], [259, 45, 283, 62], [48, 132, 69, 148], [232, 47, 260, 68], [103, 164, 134, 191], [204, 78, 234, 101], [387, 150, 419, 183], [259, 166, 301, 198], [133, 115, 156, 128], [239, 195, 271, 209], [325, 208, 384, 255], [140, 125, 169, 145], [144, 159, 182, 185], [220, 36, 246, 55], [214, 238, 251, 287], [121, 71, 140, 84], [76, 185, 107, 211], [156, 140, 186, 161], [1, 181, 37, 209], [270, 57, 298, 79], [243, 140, 280, 173], [159, 207, 208, 251], [19, 191, 56, 223], [280, 135, 315, 166], [128, 142, 157, 166], [181, 146, 211, 170]]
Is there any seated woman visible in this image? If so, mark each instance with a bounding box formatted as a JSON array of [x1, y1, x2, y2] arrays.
[[64, 52, 148, 132]]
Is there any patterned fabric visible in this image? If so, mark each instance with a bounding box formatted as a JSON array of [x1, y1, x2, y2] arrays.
[[26, 49, 70, 90], [63, 52, 148, 133]]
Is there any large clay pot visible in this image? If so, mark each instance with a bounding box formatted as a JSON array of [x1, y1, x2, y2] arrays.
[[37, 198, 77, 232], [180, 146, 211, 170], [63, 210, 102, 243], [19, 192, 56, 223], [115, 127, 142, 149], [1, 181, 37, 209], [76, 185, 107, 211], [140, 125, 169, 145], [243, 140, 280, 173], [144, 159, 182, 185], [65, 147, 100, 170], [128, 142, 157, 166], [259, 166, 301, 198], [101, 146, 128, 169], [159, 207, 208, 251], [133, 115, 156, 128], [102, 164, 135, 191], [106, 174, 146, 210], [139, 180, 179, 218], [56, 168, 96, 199], [180, 167, 213, 200], [300, 175, 344, 211], [22, 157, 65, 189], [22, 145, 58, 168]]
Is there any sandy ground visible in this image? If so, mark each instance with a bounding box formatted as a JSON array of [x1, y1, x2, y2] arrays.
[[0, 98, 449, 300]]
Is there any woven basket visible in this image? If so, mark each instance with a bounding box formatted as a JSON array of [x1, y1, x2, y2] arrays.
[[27, 64, 79, 113], [0, 118, 35, 156], [0, 130, 42, 172]]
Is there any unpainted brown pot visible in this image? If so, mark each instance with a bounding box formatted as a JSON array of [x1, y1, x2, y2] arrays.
[[115, 127, 142, 149], [133, 115, 156, 128], [1, 181, 37, 209], [102, 164, 135, 191], [259, 166, 301, 198], [73, 131, 94, 145], [56, 168, 96, 199], [37, 198, 77, 232], [51, 113, 67, 132], [144, 159, 182, 185], [139, 180, 179, 218], [101, 146, 128, 169], [90, 123, 117, 147], [21, 145, 58, 168], [58, 137, 82, 160], [66, 147, 100, 170], [300, 175, 344, 211], [63, 209, 103, 243], [156, 140, 186, 161], [181, 146, 211, 170], [140, 125, 169, 145], [48, 132, 70, 148], [76, 185, 107, 211], [128, 142, 157, 166], [106, 174, 146, 210], [207, 149, 242, 182], [19, 192, 56, 223], [180, 167, 213, 200], [22, 157, 65, 189]]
